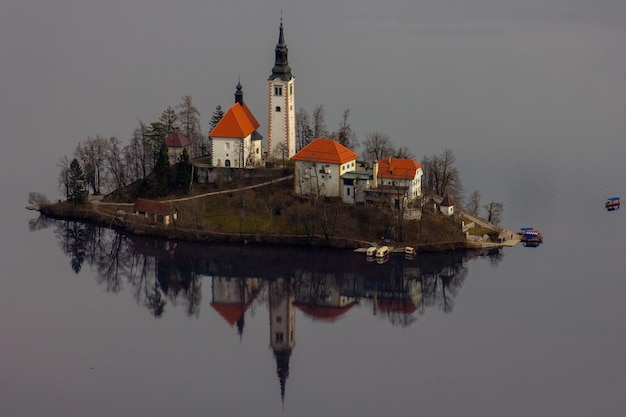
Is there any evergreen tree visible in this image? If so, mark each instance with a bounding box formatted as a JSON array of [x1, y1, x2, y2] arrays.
[[154, 144, 171, 196], [209, 105, 224, 131], [67, 158, 87, 204], [175, 148, 192, 194]]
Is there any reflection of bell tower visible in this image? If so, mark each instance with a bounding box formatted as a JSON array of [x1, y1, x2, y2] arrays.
[[268, 277, 296, 401]]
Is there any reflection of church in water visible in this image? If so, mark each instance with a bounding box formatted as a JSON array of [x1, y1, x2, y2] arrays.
[[208, 268, 427, 400]]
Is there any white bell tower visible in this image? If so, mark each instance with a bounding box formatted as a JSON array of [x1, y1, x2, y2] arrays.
[[267, 17, 296, 159]]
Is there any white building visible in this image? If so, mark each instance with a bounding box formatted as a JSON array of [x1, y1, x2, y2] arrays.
[[267, 18, 296, 160], [209, 83, 263, 168], [375, 157, 423, 200], [291, 138, 359, 198]]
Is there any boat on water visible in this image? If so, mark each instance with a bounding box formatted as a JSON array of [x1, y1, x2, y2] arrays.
[[605, 197, 621, 210], [520, 228, 543, 246], [375, 246, 390, 258]]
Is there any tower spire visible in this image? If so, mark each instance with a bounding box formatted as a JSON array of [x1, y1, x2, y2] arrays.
[[235, 79, 243, 105], [269, 17, 293, 81]]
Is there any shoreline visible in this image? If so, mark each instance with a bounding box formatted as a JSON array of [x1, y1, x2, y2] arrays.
[[35, 202, 495, 252]]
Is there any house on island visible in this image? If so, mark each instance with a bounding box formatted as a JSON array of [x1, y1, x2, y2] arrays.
[[209, 83, 263, 168], [362, 157, 423, 208], [290, 138, 359, 198], [133, 198, 178, 226], [440, 194, 454, 216], [164, 131, 191, 165]]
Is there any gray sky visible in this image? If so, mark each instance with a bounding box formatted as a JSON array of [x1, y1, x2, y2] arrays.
[[3, 0, 626, 204]]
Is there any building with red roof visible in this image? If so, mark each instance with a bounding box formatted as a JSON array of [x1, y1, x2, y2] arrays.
[[133, 198, 178, 226], [290, 138, 359, 197], [376, 157, 423, 200], [209, 83, 263, 168], [164, 131, 191, 165]]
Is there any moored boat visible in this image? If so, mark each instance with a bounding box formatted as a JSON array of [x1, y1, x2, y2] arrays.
[[605, 197, 621, 210]]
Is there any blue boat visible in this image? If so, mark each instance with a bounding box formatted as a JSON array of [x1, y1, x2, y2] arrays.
[[606, 197, 621, 210]]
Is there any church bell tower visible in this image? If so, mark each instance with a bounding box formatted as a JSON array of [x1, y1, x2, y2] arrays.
[[267, 17, 296, 159]]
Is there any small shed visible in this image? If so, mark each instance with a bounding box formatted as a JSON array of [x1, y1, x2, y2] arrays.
[[133, 198, 178, 226], [440, 194, 454, 216], [164, 131, 191, 165]]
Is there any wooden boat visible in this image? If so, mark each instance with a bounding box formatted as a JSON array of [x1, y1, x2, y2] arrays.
[[605, 197, 621, 210], [366, 246, 377, 257], [375, 246, 390, 258]]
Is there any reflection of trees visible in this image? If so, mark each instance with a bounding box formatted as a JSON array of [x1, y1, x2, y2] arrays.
[[53, 220, 97, 273], [418, 254, 469, 314], [49, 219, 201, 318], [46, 218, 490, 324]]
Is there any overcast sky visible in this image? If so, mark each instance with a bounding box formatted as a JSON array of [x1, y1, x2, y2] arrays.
[[3, 0, 626, 202]]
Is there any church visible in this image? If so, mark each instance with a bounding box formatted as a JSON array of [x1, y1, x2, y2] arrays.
[[207, 18, 296, 167]]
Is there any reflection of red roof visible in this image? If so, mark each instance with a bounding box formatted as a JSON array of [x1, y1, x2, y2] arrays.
[[164, 131, 190, 147], [295, 302, 357, 322], [376, 298, 417, 314], [210, 303, 251, 326], [209, 102, 260, 138], [290, 138, 359, 165]]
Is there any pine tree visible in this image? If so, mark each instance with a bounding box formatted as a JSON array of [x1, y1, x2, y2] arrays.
[[175, 148, 192, 194], [209, 105, 224, 131], [67, 158, 87, 204], [154, 144, 171, 196]]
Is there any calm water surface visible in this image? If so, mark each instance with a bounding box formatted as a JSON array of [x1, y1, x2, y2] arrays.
[[4, 183, 626, 416]]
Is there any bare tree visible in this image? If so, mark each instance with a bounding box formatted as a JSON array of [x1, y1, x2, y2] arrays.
[[176, 95, 203, 157], [393, 145, 415, 160], [57, 155, 70, 200], [483, 201, 503, 226], [361, 131, 394, 162], [296, 108, 313, 151], [466, 190, 481, 216], [333, 109, 358, 150], [312, 104, 328, 138], [75, 135, 107, 195], [103, 136, 127, 192], [421, 148, 463, 203]]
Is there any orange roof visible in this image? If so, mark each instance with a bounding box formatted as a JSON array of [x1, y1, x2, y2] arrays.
[[164, 131, 190, 147], [209, 102, 260, 138], [290, 138, 359, 164], [378, 157, 421, 180]]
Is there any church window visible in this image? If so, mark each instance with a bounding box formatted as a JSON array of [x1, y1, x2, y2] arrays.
[[276, 316, 282, 323], [225, 143, 230, 150], [275, 332, 284, 343], [274, 86, 283, 96], [290, 85, 293, 95], [276, 106, 281, 112]]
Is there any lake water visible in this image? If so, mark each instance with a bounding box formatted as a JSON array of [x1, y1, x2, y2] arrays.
[[5, 180, 626, 417], [3, 1, 626, 415]]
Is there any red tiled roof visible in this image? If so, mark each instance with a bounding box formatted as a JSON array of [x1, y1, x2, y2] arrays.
[[378, 157, 421, 180], [133, 198, 174, 216], [290, 138, 359, 164], [209, 102, 260, 139], [295, 302, 356, 322], [164, 131, 190, 147]]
